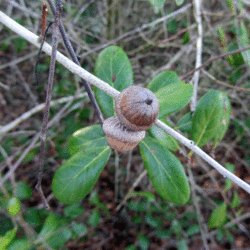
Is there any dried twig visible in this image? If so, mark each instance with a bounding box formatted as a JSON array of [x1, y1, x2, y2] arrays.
[[190, 0, 203, 111], [36, 0, 63, 210], [180, 44, 250, 80], [47, 0, 104, 125], [0, 93, 87, 135]]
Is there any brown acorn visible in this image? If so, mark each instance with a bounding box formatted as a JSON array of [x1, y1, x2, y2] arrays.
[[115, 86, 159, 131], [103, 116, 145, 152]]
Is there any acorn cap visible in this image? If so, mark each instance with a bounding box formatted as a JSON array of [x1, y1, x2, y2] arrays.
[[115, 86, 159, 131], [103, 116, 145, 152]]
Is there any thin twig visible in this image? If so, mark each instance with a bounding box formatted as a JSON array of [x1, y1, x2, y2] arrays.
[[201, 69, 250, 92], [80, 3, 192, 57], [0, 93, 87, 135], [190, 0, 203, 111], [0, 81, 10, 91], [187, 164, 210, 250], [47, 0, 104, 125], [180, 44, 250, 80], [36, 0, 63, 210], [0, 51, 37, 70], [114, 150, 119, 202], [116, 169, 147, 212], [38, 3, 47, 42]]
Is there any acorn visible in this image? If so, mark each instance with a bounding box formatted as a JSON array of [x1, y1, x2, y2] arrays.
[[103, 116, 145, 152], [115, 86, 159, 131]]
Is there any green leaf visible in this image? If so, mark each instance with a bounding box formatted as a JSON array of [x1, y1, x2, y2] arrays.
[[130, 191, 156, 202], [225, 229, 234, 243], [72, 222, 87, 237], [191, 90, 231, 148], [176, 112, 193, 132], [208, 202, 227, 228], [68, 125, 108, 156], [0, 228, 16, 249], [230, 191, 241, 208], [147, 70, 179, 93], [8, 239, 30, 250], [138, 234, 149, 250], [24, 208, 42, 227], [16, 182, 32, 200], [175, 0, 185, 6], [88, 209, 101, 227], [7, 197, 21, 217], [186, 225, 200, 236], [178, 239, 188, 250], [64, 203, 84, 219], [139, 137, 190, 204], [52, 146, 111, 204], [89, 190, 100, 206], [155, 81, 193, 117], [148, 124, 179, 151], [146, 213, 163, 228], [156, 229, 171, 239], [94, 46, 133, 117], [238, 21, 250, 68], [125, 245, 137, 250], [148, 0, 165, 13], [37, 214, 71, 249], [128, 201, 147, 212]]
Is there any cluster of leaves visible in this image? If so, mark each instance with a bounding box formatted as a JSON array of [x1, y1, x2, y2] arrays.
[[52, 45, 231, 207]]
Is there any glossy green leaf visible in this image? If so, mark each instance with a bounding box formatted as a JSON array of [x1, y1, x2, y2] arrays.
[[176, 112, 193, 132], [16, 181, 32, 200], [191, 90, 231, 147], [148, 0, 165, 13], [139, 137, 190, 204], [68, 125, 108, 156], [147, 70, 179, 93], [208, 202, 227, 228], [175, 0, 185, 6], [7, 197, 21, 217], [94, 46, 133, 117], [148, 124, 179, 151], [155, 81, 193, 117], [52, 146, 111, 204], [37, 214, 71, 249], [0, 228, 16, 249]]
